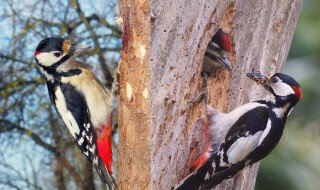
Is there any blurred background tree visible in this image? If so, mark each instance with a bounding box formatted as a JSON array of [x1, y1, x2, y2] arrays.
[[0, 0, 121, 189], [256, 0, 320, 189], [0, 0, 319, 189]]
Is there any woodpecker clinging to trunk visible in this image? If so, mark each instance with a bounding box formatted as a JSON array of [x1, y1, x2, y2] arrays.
[[174, 71, 302, 190], [34, 37, 117, 190], [202, 28, 232, 74]]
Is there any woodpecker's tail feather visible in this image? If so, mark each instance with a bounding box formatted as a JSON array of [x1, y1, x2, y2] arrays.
[[96, 160, 117, 190], [173, 156, 246, 190], [100, 162, 117, 190], [173, 156, 215, 190]]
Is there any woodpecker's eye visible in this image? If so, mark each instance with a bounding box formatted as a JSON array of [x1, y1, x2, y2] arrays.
[[272, 77, 279, 83], [53, 52, 62, 57], [214, 46, 221, 52], [213, 44, 220, 52]]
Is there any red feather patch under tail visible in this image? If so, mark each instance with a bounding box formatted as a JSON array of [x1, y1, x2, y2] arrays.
[[193, 118, 212, 171], [97, 116, 113, 172]]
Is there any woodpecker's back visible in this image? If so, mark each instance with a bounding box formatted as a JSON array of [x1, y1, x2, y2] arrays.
[[35, 38, 116, 190]]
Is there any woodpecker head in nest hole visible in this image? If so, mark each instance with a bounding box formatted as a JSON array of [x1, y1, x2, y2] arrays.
[[203, 28, 232, 74]]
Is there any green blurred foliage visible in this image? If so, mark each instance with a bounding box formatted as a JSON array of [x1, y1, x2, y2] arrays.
[[256, 0, 320, 189]]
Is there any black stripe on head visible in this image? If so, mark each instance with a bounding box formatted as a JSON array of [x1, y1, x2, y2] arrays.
[[36, 37, 66, 53], [273, 73, 300, 88]]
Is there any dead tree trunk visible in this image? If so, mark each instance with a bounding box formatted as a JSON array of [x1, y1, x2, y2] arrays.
[[118, 0, 302, 189], [117, 0, 151, 190]]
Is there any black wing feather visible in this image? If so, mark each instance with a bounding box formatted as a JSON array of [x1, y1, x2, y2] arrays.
[[47, 82, 96, 161], [225, 106, 269, 141], [47, 82, 116, 189]]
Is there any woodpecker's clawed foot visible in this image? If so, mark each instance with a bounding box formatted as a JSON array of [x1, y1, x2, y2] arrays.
[[188, 91, 206, 104], [201, 71, 208, 87], [112, 80, 120, 95], [188, 72, 209, 104], [246, 70, 268, 85], [201, 71, 208, 78]]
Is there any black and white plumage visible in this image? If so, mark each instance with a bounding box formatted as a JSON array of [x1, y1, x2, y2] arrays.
[[174, 72, 302, 190], [35, 38, 116, 190]]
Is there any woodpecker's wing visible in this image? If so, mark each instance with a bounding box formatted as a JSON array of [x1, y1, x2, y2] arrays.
[[47, 82, 116, 189], [218, 106, 269, 166], [174, 106, 270, 190], [48, 82, 97, 161], [207, 102, 268, 153]]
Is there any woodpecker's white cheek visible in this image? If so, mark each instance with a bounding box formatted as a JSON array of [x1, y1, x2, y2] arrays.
[[272, 82, 295, 97], [36, 52, 63, 66], [55, 86, 80, 138]]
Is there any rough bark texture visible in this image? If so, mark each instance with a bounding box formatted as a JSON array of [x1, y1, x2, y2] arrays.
[[118, 0, 151, 190], [150, 0, 302, 190], [118, 0, 302, 189]]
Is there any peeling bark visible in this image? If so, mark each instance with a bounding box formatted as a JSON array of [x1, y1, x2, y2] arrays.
[[118, 0, 302, 189]]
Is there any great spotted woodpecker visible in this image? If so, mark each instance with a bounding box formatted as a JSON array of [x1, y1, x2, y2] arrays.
[[202, 29, 232, 74], [35, 38, 116, 190], [174, 71, 302, 190]]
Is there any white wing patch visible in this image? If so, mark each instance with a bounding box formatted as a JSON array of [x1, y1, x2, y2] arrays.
[[78, 137, 84, 145], [89, 144, 96, 153], [93, 157, 99, 165], [209, 102, 268, 145], [258, 119, 271, 146], [226, 131, 262, 164], [205, 172, 210, 180], [85, 123, 91, 131], [55, 86, 80, 138], [83, 151, 89, 156]]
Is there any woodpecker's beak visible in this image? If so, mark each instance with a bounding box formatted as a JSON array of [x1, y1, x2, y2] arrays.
[[246, 71, 268, 86], [217, 56, 232, 72], [69, 45, 92, 57]]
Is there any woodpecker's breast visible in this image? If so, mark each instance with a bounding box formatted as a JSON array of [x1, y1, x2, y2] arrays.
[[60, 69, 113, 129]]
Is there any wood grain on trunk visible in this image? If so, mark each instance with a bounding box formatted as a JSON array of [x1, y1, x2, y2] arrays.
[[118, 0, 302, 189]]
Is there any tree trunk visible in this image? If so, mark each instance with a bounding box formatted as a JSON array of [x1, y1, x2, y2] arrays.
[[118, 0, 302, 189], [117, 0, 151, 190]]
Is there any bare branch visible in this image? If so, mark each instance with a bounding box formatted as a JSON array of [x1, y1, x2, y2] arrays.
[[70, 0, 114, 87]]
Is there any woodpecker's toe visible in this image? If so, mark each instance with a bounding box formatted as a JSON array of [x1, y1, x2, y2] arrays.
[[188, 91, 206, 104]]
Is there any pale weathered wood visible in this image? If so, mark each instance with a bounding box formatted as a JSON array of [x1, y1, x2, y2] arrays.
[[118, 0, 302, 189], [118, 0, 150, 190], [150, 0, 302, 190]]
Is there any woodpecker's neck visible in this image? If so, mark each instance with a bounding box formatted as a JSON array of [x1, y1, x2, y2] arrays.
[[37, 56, 81, 82], [257, 94, 298, 120]]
